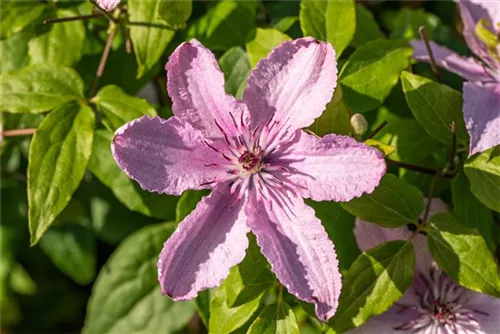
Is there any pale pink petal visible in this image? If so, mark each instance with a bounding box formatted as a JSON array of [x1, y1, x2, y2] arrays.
[[158, 183, 249, 300], [410, 40, 492, 82], [463, 82, 500, 156], [345, 305, 418, 334], [245, 191, 341, 321], [466, 292, 500, 334], [96, 0, 120, 11], [458, 0, 500, 68], [166, 40, 242, 138], [243, 38, 337, 139], [276, 131, 385, 202], [112, 116, 229, 196]]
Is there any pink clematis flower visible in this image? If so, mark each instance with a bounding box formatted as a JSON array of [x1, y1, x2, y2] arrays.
[[96, 0, 120, 11], [112, 38, 386, 320], [411, 0, 500, 157], [349, 199, 500, 333]]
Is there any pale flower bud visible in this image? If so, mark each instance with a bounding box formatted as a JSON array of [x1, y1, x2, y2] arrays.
[[350, 113, 368, 136]]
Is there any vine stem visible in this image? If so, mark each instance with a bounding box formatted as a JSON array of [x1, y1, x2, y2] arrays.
[[385, 159, 455, 179], [43, 13, 103, 24], [419, 26, 440, 81], [90, 0, 118, 23], [365, 120, 388, 140], [88, 27, 116, 98], [1, 128, 36, 137]]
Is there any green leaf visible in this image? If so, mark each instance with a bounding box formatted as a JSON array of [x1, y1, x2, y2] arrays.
[[364, 139, 396, 157], [452, 172, 495, 249], [39, 224, 96, 285], [28, 102, 94, 245], [464, 147, 500, 213], [224, 236, 275, 308], [391, 8, 440, 40], [329, 240, 415, 333], [341, 174, 424, 227], [195, 290, 211, 327], [340, 40, 412, 113], [299, 0, 356, 58], [427, 213, 500, 297], [0, 30, 32, 73], [246, 28, 291, 68], [209, 244, 267, 333], [175, 190, 208, 223], [188, 0, 257, 51], [156, 0, 192, 29], [83, 223, 196, 334], [92, 85, 157, 132], [88, 130, 177, 220], [351, 4, 385, 48], [28, 9, 85, 67], [307, 200, 360, 271], [401, 71, 468, 145], [1, 65, 84, 114], [247, 302, 300, 334], [374, 118, 439, 164], [309, 85, 352, 136], [0, 1, 45, 39], [128, 0, 175, 78], [9, 262, 37, 296], [272, 16, 299, 33], [219, 47, 251, 99]]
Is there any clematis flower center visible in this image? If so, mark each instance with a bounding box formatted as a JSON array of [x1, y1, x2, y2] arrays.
[[394, 267, 489, 333], [238, 149, 263, 173]]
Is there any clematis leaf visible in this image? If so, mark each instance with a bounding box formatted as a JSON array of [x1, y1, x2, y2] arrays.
[[351, 4, 385, 48], [0, 1, 45, 39], [28, 9, 85, 67], [464, 147, 500, 213], [218, 47, 251, 99], [328, 240, 415, 333], [299, 0, 356, 58], [401, 71, 468, 146], [341, 174, 424, 227], [310, 85, 352, 136], [208, 238, 271, 333], [427, 213, 500, 298], [188, 0, 257, 51], [28, 102, 94, 245], [451, 172, 495, 250], [307, 200, 360, 271], [87, 130, 177, 220], [364, 139, 395, 157], [175, 190, 208, 223], [246, 28, 291, 68], [373, 118, 439, 164], [273, 16, 299, 33], [0, 30, 32, 73], [391, 8, 440, 40], [92, 85, 157, 132], [224, 236, 275, 308], [247, 302, 300, 334], [156, 0, 192, 30], [340, 40, 412, 113], [83, 223, 196, 334], [39, 224, 96, 285], [0, 65, 84, 114], [129, 0, 175, 78]]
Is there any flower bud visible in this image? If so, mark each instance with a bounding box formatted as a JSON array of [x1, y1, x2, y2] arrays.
[[350, 113, 368, 136]]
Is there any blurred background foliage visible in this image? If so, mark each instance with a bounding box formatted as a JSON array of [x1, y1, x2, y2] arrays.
[[1, 0, 499, 333]]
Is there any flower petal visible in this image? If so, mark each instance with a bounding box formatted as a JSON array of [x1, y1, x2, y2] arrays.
[[158, 183, 249, 300], [112, 116, 229, 195], [458, 0, 500, 68], [96, 0, 120, 11], [466, 291, 500, 334], [277, 131, 386, 202], [463, 82, 500, 156], [245, 192, 341, 321], [243, 38, 337, 137], [410, 40, 492, 82], [166, 39, 240, 138]]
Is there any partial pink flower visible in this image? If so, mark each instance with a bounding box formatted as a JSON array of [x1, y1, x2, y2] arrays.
[[410, 0, 500, 156], [112, 38, 386, 320], [350, 198, 500, 333], [96, 0, 120, 11]]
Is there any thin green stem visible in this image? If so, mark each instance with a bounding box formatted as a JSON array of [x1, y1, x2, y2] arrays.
[[88, 27, 116, 98], [419, 26, 440, 81], [365, 120, 388, 140], [43, 13, 103, 24]]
